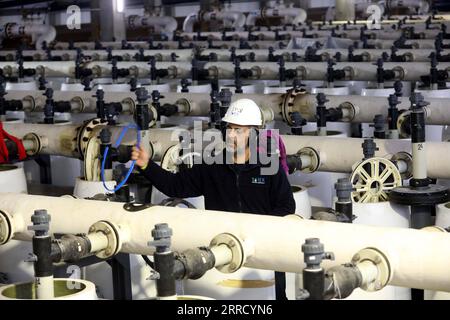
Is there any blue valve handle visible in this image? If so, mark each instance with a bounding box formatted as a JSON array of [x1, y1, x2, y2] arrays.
[[101, 123, 141, 192]]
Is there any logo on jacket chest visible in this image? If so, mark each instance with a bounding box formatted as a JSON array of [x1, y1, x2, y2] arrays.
[[251, 177, 267, 185]]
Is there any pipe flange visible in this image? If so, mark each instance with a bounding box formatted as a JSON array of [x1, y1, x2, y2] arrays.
[[33, 53, 42, 61], [0, 210, 12, 245], [2, 65, 13, 77], [295, 66, 307, 79], [280, 87, 307, 125], [122, 53, 131, 61], [298, 147, 320, 173], [121, 97, 135, 115], [91, 65, 102, 77], [70, 96, 85, 113], [174, 98, 191, 116], [23, 132, 43, 156], [167, 65, 178, 79], [129, 65, 139, 77], [210, 233, 245, 274], [154, 53, 163, 62], [249, 66, 261, 79], [352, 247, 391, 292], [161, 144, 181, 173], [338, 101, 357, 121], [343, 66, 355, 80], [76, 118, 105, 158], [149, 104, 158, 128], [392, 66, 405, 80], [320, 52, 330, 61], [207, 66, 219, 79], [421, 226, 448, 233], [396, 110, 410, 138], [89, 220, 122, 259], [35, 65, 46, 77], [403, 52, 414, 62], [390, 151, 412, 179], [361, 51, 371, 62], [22, 95, 35, 112], [281, 52, 291, 62], [260, 107, 274, 127], [350, 157, 402, 203]]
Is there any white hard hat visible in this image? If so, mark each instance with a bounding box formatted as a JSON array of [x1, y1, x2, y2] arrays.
[[222, 99, 262, 126]]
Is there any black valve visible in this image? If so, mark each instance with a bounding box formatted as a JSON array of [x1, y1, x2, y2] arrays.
[[43, 88, 54, 124], [327, 59, 345, 83], [149, 57, 169, 83], [180, 78, 190, 92], [348, 45, 364, 62], [191, 58, 208, 83], [362, 138, 378, 159], [121, 40, 133, 50], [82, 77, 91, 91], [38, 76, 47, 91], [290, 112, 306, 135], [129, 77, 137, 92], [316, 92, 329, 131], [394, 80, 403, 97], [135, 87, 152, 130], [170, 52, 179, 62], [305, 46, 322, 62], [239, 39, 251, 49], [374, 58, 396, 86], [210, 90, 220, 127], [94, 40, 104, 50], [372, 114, 386, 139], [387, 94, 400, 132], [95, 89, 106, 120]]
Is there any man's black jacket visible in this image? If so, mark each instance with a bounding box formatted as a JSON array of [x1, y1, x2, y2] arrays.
[[139, 157, 296, 216]]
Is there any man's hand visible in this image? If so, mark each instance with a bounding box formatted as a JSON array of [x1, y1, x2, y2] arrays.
[[131, 146, 150, 168]]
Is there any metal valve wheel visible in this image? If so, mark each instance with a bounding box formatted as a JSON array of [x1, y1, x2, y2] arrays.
[[350, 157, 402, 203]]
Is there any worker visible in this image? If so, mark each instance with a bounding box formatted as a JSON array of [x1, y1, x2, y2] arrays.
[[132, 98, 296, 300]]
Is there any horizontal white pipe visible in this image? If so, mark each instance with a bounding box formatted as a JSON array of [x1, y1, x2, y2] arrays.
[[201, 10, 246, 31], [3, 23, 56, 49], [5, 122, 450, 179], [200, 48, 441, 62], [2, 193, 450, 291], [2, 123, 177, 161], [203, 61, 450, 81], [282, 135, 450, 179], [5, 90, 450, 126], [128, 15, 177, 40], [0, 49, 193, 62], [0, 61, 191, 78]]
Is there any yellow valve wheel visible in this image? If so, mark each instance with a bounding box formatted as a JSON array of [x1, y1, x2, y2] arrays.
[[350, 157, 402, 203]]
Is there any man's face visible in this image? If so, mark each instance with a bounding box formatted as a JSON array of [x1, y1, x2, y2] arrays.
[[225, 123, 251, 154]]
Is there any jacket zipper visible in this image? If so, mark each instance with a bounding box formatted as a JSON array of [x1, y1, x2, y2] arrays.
[[235, 172, 242, 213]]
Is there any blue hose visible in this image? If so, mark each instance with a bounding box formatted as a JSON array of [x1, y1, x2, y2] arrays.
[[101, 124, 141, 192]]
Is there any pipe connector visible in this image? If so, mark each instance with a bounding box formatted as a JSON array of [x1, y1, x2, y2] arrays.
[[351, 247, 391, 292], [88, 220, 123, 259], [0, 210, 12, 245], [209, 233, 246, 274], [297, 147, 320, 173]]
